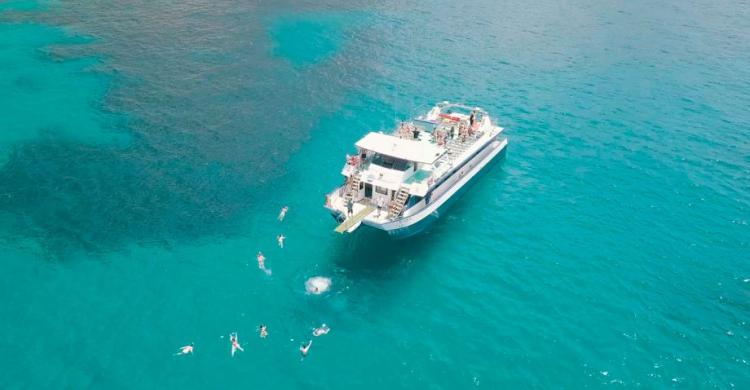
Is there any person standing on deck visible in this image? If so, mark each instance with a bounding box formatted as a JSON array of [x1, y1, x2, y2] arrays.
[[346, 199, 354, 218], [469, 110, 478, 136], [376, 197, 385, 217]]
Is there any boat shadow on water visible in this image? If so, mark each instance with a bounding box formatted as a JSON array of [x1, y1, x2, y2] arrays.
[[329, 227, 436, 275]]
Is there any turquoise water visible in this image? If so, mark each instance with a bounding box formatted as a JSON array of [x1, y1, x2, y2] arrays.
[[1, 0, 749, 388]]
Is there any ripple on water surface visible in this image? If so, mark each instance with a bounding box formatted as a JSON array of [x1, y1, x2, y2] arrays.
[[1, 0, 750, 388]]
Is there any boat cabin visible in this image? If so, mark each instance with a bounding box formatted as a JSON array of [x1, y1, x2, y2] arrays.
[[342, 131, 444, 207]]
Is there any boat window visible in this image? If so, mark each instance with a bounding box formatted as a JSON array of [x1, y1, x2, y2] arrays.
[[371, 154, 410, 171], [413, 119, 436, 133], [375, 186, 388, 195]]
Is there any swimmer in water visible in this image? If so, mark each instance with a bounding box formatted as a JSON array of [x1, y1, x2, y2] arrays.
[[257, 251, 266, 269], [174, 343, 194, 355], [300, 340, 312, 359], [278, 206, 288, 221], [312, 324, 330, 337], [259, 324, 268, 338], [277, 234, 285, 248], [257, 251, 271, 275], [230, 332, 244, 356]]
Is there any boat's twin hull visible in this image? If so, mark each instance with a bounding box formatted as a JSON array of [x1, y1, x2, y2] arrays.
[[331, 137, 508, 239]]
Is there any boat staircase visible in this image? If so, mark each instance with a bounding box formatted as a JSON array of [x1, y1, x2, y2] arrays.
[[436, 136, 477, 167], [334, 205, 375, 233], [446, 138, 471, 156], [388, 186, 410, 219], [345, 174, 361, 201]]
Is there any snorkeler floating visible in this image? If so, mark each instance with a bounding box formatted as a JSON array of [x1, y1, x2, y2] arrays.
[[277, 234, 285, 248], [174, 343, 194, 356], [278, 206, 289, 221], [256, 251, 271, 275], [300, 340, 312, 359], [256, 251, 266, 268], [230, 332, 244, 356], [259, 324, 268, 338], [312, 324, 330, 337]]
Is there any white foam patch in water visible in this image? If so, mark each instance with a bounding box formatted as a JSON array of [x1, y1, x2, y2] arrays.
[[305, 276, 331, 295]]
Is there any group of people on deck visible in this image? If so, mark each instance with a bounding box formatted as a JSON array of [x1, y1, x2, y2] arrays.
[[397, 109, 480, 143], [398, 122, 419, 139], [434, 110, 480, 146]]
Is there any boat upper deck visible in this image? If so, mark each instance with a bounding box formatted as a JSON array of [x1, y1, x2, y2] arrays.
[[341, 103, 500, 197]]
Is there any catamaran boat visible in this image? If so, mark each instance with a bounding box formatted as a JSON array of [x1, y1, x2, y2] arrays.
[[325, 102, 508, 238]]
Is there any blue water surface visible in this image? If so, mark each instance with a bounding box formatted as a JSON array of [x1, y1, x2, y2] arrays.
[[1, 0, 748, 388]]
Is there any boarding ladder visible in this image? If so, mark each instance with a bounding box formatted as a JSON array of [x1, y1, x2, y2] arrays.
[[345, 174, 361, 201], [388, 186, 410, 219], [334, 205, 375, 233]]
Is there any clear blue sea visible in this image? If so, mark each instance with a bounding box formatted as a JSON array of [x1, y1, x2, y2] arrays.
[[1, 0, 749, 388]]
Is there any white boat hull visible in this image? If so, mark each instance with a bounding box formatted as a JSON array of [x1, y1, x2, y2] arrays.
[[362, 137, 508, 238]]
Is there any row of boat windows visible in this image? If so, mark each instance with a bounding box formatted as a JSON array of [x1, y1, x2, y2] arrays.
[[353, 181, 423, 208], [369, 154, 414, 171], [355, 182, 392, 197]]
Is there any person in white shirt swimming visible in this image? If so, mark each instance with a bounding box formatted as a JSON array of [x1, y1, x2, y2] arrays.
[[174, 343, 194, 356], [300, 340, 312, 359], [230, 332, 244, 356], [278, 206, 289, 221]]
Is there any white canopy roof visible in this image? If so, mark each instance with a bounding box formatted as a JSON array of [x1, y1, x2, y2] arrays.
[[355, 132, 444, 164]]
